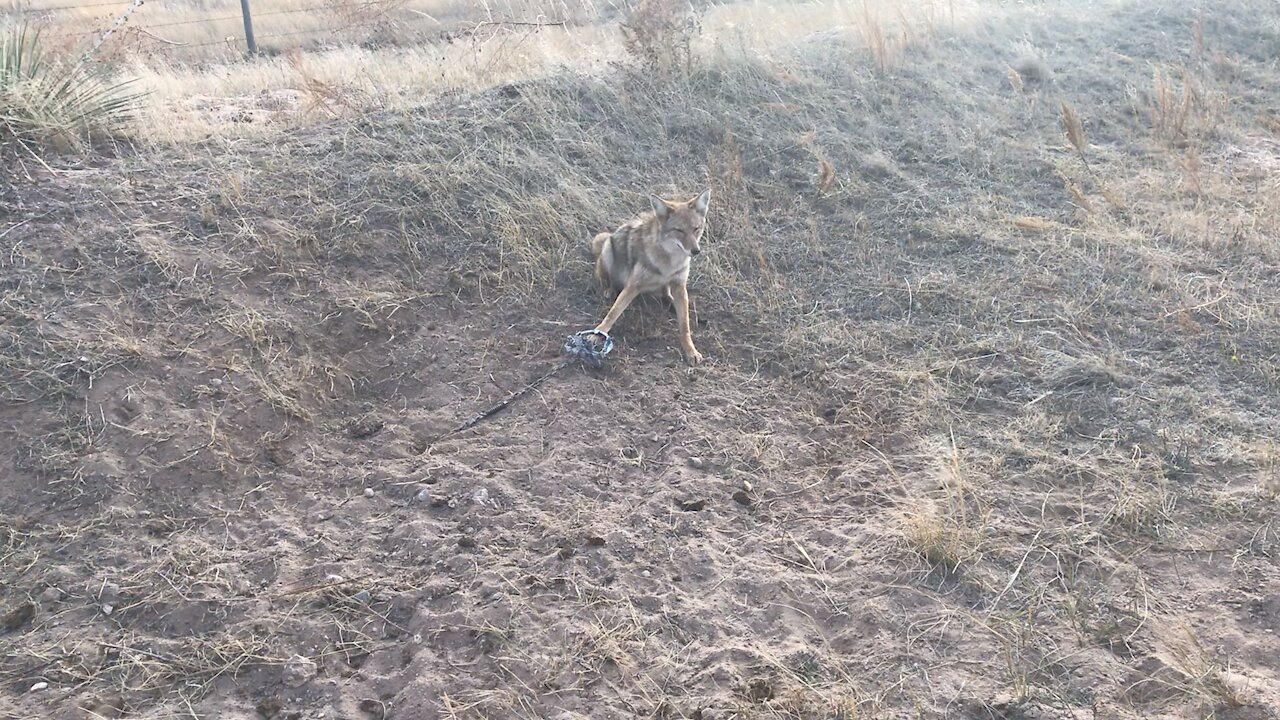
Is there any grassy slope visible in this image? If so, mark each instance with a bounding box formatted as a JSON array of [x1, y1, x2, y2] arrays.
[[3, 0, 1280, 718]]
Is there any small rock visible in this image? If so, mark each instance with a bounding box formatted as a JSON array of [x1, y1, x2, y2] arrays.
[[978, 693, 1022, 715], [352, 590, 372, 604], [641, 570, 652, 578], [458, 536, 477, 549], [325, 574, 344, 583], [100, 603, 114, 616], [357, 698, 386, 719], [255, 697, 284, 719], [363, 488, 375, 498], [80, 693, 125, 719], [28, 682, 48, 692], [38, 587, 61, 604], [415, 487, 431, 504], [732, 490, 753, 507], [687, 456, 705, 469], [102, 582, 121, 598], [209, 378, 223, 387], [1, 601, 35, 630], [678, 498, 707, 512], [746, 678, 774, 702], [471, 488, 489, 505], [282, 654, 318, 687], [742, 480, 753, 492], [347, 416, 385, 439], [585, 535, 607, 547]]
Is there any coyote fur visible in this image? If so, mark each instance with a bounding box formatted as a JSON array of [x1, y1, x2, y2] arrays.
[[589, 189, 711, 365]]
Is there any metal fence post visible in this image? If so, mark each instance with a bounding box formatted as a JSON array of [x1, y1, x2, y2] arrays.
[[239, 0, 258, 55]]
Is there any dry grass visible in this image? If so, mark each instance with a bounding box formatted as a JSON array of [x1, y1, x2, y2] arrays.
[[1146, 64, 1227, 148], [902, 504, 983, 571], [900, 440, 986, 573], [857, 4, 905, 73], [1165, 625, 1251, 709], [4, 0, 1280, 718], [9, 0, 985, 144], [1060, 100, 1087, 158], [620, 0, 700, 76]]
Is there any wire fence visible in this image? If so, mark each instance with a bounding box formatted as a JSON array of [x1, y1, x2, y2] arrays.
[[7, 0, 127, 10], [2, 0, 575, 57]]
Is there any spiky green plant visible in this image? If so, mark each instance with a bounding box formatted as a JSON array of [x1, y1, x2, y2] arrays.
[[1, 24, 144, 151]]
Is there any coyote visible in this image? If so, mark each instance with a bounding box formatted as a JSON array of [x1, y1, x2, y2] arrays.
[[589, 190, 711, 365]]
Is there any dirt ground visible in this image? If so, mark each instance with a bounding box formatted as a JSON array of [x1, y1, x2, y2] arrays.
[[3, 0, 1280, 718]]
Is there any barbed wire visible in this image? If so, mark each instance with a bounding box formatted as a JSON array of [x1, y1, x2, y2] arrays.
[[40, 0, 410, 40], [10, 0, 402, 22], [28, 1, 561, 53], [142, 0, 400, 29], [6, 0, 133, 12], [180, 19, 383, 46]]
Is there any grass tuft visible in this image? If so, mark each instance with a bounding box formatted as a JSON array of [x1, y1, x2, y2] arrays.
[[1, 23, 144, 151], [620, 0, 701, 77]]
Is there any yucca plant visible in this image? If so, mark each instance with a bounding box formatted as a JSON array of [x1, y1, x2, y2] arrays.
[[1, 23, 144, 151]]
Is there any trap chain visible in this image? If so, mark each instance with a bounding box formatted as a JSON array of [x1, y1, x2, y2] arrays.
[[432, 329, 614, 443]]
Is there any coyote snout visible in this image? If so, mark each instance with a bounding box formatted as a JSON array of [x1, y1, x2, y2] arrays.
[[589, 189, 712, 365]]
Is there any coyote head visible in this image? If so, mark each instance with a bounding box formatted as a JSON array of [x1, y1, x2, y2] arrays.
[[651, 189, 711, 257]]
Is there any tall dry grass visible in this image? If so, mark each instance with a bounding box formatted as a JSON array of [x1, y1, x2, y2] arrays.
[[1147, 63, 1226, 147], [7, 0, 981, 145]]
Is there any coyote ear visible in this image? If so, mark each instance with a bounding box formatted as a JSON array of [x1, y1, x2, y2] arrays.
[[693, 188, 711, 215], [649, 194, 671, 221]]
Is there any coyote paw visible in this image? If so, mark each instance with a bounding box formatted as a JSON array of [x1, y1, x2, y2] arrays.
[[684, 346, 704, 366]]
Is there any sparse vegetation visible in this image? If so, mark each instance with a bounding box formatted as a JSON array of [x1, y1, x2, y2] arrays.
[[3, 0, 1280, 718], [620, 0, 702, 76], [1146, 64, 1225, 148], [903, 504, 983, 571], [0, 23, 142, 149]]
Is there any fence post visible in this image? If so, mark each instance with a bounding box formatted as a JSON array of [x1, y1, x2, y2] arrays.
[[238, 0, 258, 55]]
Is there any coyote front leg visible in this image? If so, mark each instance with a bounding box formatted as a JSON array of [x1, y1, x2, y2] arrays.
[[594, 281, 642, 335], [669, 280, 702, 365]]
